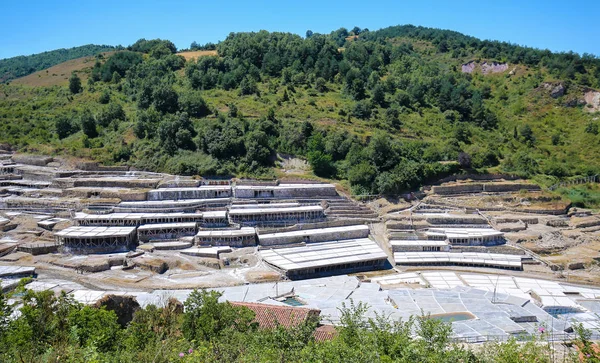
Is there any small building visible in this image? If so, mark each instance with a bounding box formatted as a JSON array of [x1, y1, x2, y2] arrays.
[[228, 205, 325, 226], [201, 177, 231, 186], [230, 301, 320, 329], [195, 227, 257, 247], [74, 212, 204, 226], [258, 225, 369, 246], [55, 226, 137, 253], [261, 238, 388, 279], [425, 228, 504, 246], [137, 222, 198, 242]]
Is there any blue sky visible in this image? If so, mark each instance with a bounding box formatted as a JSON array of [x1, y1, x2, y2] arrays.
[[1, 0, 598, 60]]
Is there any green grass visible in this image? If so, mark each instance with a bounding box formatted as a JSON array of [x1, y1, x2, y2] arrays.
[[556, 183, 600, 209]]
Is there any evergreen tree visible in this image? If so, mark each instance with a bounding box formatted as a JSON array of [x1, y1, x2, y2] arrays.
[[69, 72, 82, 94]]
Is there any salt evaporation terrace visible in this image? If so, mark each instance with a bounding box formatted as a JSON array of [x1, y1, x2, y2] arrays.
[[1, 154, 600, 342]]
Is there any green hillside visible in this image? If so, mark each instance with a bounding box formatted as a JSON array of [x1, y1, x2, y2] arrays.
[[1, 26, 599, 197], [0, 44, 117, 82]]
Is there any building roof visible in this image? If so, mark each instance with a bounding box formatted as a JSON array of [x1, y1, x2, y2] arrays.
[[259, 225, 369, 239], [148, 186, 231, 192], [313, 324, 338, 341], [230, 202, 300, 209], [230, 301, 320, 329], [202, 211, 227, 218], [196, 227, 256, 238], [394, 252, 522, 268], [261, 238, 387, 272], [235, 184, 335, 191], [119, 198, 230, 207], [137, 222, 198, 231], [228, 205, 323, 216], [390, 240, 449, 247], [55, 226, 136, 238], [425, 228, 504, 239], [74, 212, 204, 221]]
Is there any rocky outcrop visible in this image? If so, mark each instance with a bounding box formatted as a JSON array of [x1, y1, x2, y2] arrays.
[[94, 295, 141, 327], [584, 90, 600, 112], [541, 82, 566, 98], [461, 61, 508, 74], [461, 61, 476, 73], [481, 61, 509, 74]]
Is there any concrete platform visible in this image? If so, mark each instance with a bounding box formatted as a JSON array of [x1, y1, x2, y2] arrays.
[[180, 246, 232, 258], [146, 241, 193, 250], [0, 265, 36, 278]]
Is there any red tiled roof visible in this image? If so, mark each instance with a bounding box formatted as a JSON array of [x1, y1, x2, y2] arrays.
[[231, 301, 320, 329], [313, 324, 337, 342]]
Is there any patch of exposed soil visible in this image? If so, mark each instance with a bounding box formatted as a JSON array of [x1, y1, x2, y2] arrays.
[[584, 90, 600, 112]]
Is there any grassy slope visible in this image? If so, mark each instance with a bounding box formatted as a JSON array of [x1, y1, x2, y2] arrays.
[[10, 52, 115, 87]]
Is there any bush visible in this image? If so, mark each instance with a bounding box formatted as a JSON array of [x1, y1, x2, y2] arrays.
[[307, 151, 336, 178], [179, 90, 210, 118], [351, 100, 372, 119], [99, 90, 110, 104], [79, 109, 98, 138], [55, 116, 77, 139], [68, 73, 82, 94]]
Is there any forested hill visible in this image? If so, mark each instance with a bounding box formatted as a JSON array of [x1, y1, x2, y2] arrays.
[[0, 44, 117, 82], [1, 26, 600, 197]]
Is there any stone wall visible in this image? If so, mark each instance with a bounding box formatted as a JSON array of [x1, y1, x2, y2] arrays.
[[258, 225, 369, 246], [11, 154, 53, 166]]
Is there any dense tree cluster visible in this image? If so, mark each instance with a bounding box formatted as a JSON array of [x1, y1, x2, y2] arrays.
[[0, 284, 587, 362], [361, 25, 600, 86]]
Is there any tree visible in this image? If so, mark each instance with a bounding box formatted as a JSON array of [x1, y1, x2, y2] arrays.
[[152, 84, 179, 114], [55, 116, 76, 139], [245, 130, 272, 166], [348, 162, 377, 192], [239, 76, 258, 95], [351, 26, 362, 35], [308, 151, 336, 178], [179, 90, 210, 118], [454, 123, 471, 143], [372, 83, 385, 106], [458, 152, 472, 168], [367, 131, 397, 171], [385, 108, 401, 130], [79, 109, 97, 138], [96, 102, 126, 127], [111, 71, 122, 84], [520, 124, 536, 146], [314, 77, 327, 92], [99, 90, 110, 104], [182, 289, 255, 343], [69, 72, 82, 94], [158, 112, 197, 154], [69, 306, 120, 352], [228, 103, 238, 118], [585, 122, 599, 135], [352, 100, 372, 119], [267, 107, 276, 122], [470, 91, 484, 123], [305, 30, 314, 38]]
